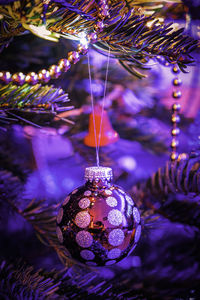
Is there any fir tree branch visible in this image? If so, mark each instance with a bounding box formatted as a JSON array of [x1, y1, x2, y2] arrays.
[[0, 0, 198, 78], [0, 260, 60, 299], [0, 83, 74, 126], [132, 153, 200, 228], [0, 83, 70, 111], [0, 175, 73, 267], [133, 153, 200, 196]]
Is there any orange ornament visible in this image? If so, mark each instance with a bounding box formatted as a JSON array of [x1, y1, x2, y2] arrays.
[[84, 105, 119, 147]]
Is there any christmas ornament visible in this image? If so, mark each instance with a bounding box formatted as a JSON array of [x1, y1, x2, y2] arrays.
[[84, 105, 119, 147], [56, 166, 141, 266]]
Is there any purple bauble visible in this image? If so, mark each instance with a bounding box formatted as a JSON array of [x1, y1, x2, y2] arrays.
[[56, 166, 141, 266]]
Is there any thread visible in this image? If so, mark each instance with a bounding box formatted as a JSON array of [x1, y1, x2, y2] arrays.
[[87, 48, 110, 167]]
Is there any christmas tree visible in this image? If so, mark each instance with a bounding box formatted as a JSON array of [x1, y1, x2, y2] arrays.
[[0, 1, 200, 299]]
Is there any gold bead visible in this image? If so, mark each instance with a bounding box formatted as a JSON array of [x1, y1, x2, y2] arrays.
[[0, 71, 11, 84], [94, 21, 104, 32], [171, 152, 178, 161], [172, 65, 180, 74], [12, 72, 25, 85], [171, 113, 180, 123], [38, 69, 51, 83], [172, 78, 182, 86], [68, 51, 80, 64], [87, 32, 98, 44], [172, 103, 181, 112], [98, 4, 109, 19], [58, 59, 71, 72], [25, 72, 38, 85], [171, 128, 180, 136], [171, 138, 179, 148], [172, 90, 182, 99], [77, 44, 89, 55], [49, 65, 61, 79]]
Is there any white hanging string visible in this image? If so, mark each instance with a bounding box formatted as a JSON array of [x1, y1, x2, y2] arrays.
[[87, 48, 111, 167], [97, 47, 111, 163], [87, 52, 99, 166]]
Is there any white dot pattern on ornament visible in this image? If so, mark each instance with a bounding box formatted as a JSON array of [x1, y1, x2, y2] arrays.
[[57, 208, 63, 224], [105, 260, 116, 266], [105, 189, 112, 195], [56, 227, 63, 243], [133, 207, 140, 224], [86, 261, 97, 266], [125, 195, 134, 205], [63, 196, 70, 206], [135, 225, 141, 243], [106, 196, 117, 207], [108, 248, 121, 259], [108, 209, 122, 226], [75, 211, 91, 228], [118, 189, 125, 195], [72, 188, 78, 194], [76, 230, 93, 248], [80, 249, 95, 260], [79, 198, 90, 209], [84, 190, 91, 196], [108, 229, 124, 246]]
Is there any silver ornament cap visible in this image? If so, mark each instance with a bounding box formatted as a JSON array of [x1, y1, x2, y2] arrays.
[[84, 166, 113, 182]]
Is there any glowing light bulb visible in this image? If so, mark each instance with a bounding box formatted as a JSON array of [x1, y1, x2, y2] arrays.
[[78, 32, 88, 46]]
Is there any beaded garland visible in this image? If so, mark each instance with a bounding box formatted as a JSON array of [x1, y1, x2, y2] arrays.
[[170, 65, 182, 161], [0, 0, 109, 86]]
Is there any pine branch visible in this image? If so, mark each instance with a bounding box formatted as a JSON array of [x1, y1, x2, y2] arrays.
[[0, 134, 31, 181], [49, 1, 199, 76], [132, 153, 200, 228], [21, 199, 73, 267], [1, 182, 73, 267], [0, 170, 23, 205], [0, 260, 60, 299], [0, 0, 198, 78], [0, 83, 70, 111], [133, 153, 200, 196], [0, 83, 74, 126]]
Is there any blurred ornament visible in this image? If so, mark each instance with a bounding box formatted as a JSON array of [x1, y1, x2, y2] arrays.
[[56, 166, 141, 266], [84, 105, 119, 147], [117, 155, 137, 172]]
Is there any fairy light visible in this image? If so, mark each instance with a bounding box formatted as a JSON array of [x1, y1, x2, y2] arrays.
[[78, 32, 88, 47]]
